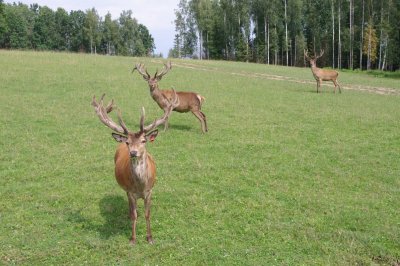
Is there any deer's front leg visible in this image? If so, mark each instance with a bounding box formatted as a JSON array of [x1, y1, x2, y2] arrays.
[[316, 80, 321, 93], [144, 192, 154, 244], [127, 193, 138, 245]]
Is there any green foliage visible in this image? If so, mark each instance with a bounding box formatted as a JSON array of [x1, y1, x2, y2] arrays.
[[54, 8, 71, 50], [138, 24, 155, 56], [174, 0, 400, 70], [69, 10, 86, 52], [0, 3, 154, 57], [0, 0, 7, 46], [0, 50, 399, 265], [83, 8, 101, 54], [173, 0, 197, 58], [3, 3, 31, 48], [32, 6, 56, 50]]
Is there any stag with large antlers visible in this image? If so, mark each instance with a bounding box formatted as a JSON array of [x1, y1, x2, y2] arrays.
[[91, 92, 178, 245], [304, 49, 342, 94], [132, 61, 208, 133]]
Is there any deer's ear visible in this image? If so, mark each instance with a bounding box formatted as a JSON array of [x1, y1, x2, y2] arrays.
[[145, 130, 158, 142], [112, 133, 128, 143]]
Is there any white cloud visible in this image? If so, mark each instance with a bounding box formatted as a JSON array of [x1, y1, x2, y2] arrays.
[[4, 0, 179, 56]]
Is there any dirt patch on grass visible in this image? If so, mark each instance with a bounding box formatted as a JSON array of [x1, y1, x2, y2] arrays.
[[154, 60, 400, 96]]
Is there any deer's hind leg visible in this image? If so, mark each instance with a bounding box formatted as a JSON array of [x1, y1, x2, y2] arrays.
[[192, 110, 207, 133], [334, 80, 342, 93]]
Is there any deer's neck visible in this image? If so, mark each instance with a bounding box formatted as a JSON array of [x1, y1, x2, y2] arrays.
[[130, 152, 150, 183], [149, 84, 162, 99], [311, 65, 321, 76], [149, 85, 169, 110]]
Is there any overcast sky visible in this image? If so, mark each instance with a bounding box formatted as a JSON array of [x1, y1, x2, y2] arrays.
[[4, 0, 180, 56]]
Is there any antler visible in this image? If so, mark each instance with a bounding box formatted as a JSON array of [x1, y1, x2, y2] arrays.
[[92, 94, 129, 135], [304, 49, 310, 60], [315, 49, 324, 59], [142, 89, 179, 132], [154, 61, 172, 81], [132, 63, 151, 81]]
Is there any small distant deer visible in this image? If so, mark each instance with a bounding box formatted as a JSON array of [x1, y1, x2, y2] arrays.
[[91, 92, 178, 245], [304, 49, 342, 94], [132, 61, 208, 133]]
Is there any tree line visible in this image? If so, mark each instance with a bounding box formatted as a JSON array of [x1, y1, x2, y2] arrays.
[[172, 0, 400, 71], [0, 1, 156, 56]]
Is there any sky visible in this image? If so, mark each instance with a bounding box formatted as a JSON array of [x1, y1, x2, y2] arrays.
[[4, 0, 180, 57]]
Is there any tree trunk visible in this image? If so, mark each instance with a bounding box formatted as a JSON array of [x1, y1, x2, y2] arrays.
[[90, 37, 93, 54], [332, 0, 335, 68], [382, 37, 388, 70], [367, 25, 372, 70], [313, 36, 316, 57], [349, 0, 354, 69], [378, 4, 384, 69], [360, 0, 364, 70], [294, 37, 297, 66], [338, 0, 342, 69], [206, 31, 209, 60], [199, 30, 202, 60], [284, 0, 288, 66], [224, 11, 228, 60], [267, 17, 270, 65], [382, 0, 391, 70], [264, 16, 267, 64], [275, 26, 278, 66]]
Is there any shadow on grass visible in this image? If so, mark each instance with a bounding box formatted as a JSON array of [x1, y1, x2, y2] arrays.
[[364, 70, 400, 79], [167, 123, 192, 131], [97, 195, 130, 239], [67, 194, 130, 240]]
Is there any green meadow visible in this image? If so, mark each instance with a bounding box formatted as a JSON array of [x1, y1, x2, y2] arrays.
[[0, 50, 399, 265]]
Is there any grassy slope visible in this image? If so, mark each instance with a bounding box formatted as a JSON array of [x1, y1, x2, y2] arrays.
[[0, 51, 399, 265]]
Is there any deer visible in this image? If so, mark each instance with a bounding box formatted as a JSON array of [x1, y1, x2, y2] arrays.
[[91, 92, 178, 245], [132, 61, 208, 133], [304, 49, 342, 94]]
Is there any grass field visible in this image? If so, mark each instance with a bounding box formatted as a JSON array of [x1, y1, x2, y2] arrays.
[[1, 50, 399, 265]]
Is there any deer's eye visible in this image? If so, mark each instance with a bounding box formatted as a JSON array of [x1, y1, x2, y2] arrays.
[[125, 142, 129, 145], [141, 139, 147, 143]]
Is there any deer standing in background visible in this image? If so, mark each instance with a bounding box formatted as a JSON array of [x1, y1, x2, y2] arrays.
[[304, 50, 342, 94], [92, 92, 178, 245], [132, 62, 208, 133]]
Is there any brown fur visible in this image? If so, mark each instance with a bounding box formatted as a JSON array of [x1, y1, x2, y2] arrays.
[[114, 143, 156, 194], [305, 50, 342, 94], [112, 131, 158, 245], [134, 62, 208, 133], [157, 88, 207, 132], [92, 94, 176, 245], [310, 63, 341, 94]]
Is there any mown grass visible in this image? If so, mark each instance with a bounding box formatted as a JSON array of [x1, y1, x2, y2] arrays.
[[0, 50, 399, 265]]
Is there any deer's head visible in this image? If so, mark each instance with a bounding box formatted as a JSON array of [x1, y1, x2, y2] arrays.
[[92, 93, 178, 159], [132, 62, 172, 91], [110, 108, 160, 159], [304, 49, 324, 68]]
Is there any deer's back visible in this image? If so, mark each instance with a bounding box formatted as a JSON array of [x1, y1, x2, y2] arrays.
[[162, 90, 203, 113], [313, 67, 338, 81]]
